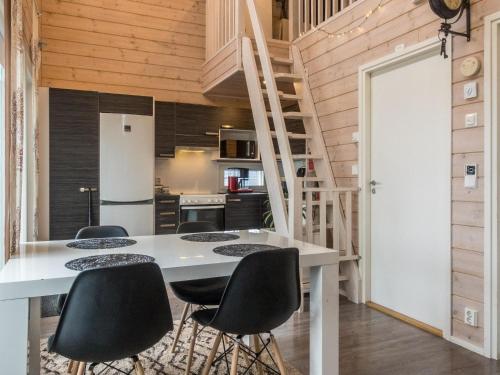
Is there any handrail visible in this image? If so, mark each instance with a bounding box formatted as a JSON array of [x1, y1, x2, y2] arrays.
[[297, 0, 360, 36]]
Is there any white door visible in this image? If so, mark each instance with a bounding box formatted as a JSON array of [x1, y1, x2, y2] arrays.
[[370, 51, 451, 331]]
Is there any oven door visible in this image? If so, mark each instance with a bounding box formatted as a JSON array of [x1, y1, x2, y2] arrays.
[[180, 205, 225, 231]]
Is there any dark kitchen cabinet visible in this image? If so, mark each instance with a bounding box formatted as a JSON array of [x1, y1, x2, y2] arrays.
[[155, 194, 180, 234], [225, 193, 268, 230], [99, 93, 153, 115], [155, 102, 176, 158], [175, 103, 220, 147], [50, 88, 100, 240]]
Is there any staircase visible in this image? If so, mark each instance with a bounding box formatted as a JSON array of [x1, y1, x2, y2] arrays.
[[242, 0, 361, 302]]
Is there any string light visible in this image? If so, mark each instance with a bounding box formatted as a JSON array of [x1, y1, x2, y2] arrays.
[[318, 0, 384, 40]]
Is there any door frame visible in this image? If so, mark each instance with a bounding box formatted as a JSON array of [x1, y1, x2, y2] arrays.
[[484, 11, 500, 359], [358, 37, 452, 339]]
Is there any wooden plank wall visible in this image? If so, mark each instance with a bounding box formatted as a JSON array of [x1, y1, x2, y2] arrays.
[[39, 0, 245, 106], [295, 0, 500, 348]]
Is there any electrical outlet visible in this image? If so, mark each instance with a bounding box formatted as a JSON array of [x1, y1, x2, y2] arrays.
[[352, 132, 360, 142], [464, 307, 478, 327]]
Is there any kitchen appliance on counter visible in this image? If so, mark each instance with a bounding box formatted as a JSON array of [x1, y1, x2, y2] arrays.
[[179, 194, 226, 231], [100, 113, 154, 236], [227, 168, 254, 193]]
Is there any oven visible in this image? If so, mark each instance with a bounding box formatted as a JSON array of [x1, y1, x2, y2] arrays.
[[179, 194, 226, 231]]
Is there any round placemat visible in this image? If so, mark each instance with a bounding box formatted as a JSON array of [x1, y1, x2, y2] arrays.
[[66, 238, 137, 250], [65, 253, 155, 271], [213, 244, 281, 257], [180, 233, 240, 242]]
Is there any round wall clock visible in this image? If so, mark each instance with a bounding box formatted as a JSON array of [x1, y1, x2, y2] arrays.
[[429, 0, 464, 20]]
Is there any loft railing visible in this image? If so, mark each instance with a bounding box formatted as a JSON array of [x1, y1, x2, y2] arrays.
[[205, 0, 244, 60], [205, 0, 360, 61], [297, 0, 360, 35]]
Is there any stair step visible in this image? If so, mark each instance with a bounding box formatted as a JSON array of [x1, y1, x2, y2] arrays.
[[339, 255, 360, 262], [276, 154, 322, 160], [274, 73, 303, 82], [262, 90, 301, 101], [254, 51, 293, 65], [280, 177, 325, 182], [267, 111, 312, 120], [339, 274, 349, 282], [270, 131, 311, 140]]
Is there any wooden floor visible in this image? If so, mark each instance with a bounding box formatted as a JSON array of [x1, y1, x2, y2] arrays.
[[42, 296, 500, 374]]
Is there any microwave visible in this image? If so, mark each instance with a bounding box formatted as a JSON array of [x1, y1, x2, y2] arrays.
[[220, 140, 256, 159]]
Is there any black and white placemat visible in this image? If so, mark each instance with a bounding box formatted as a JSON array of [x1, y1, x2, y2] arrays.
[[213, 243, 281, 257], [66, 238, 137, 250], [180, 233, 240, 242], [65, 254, 155, 271]]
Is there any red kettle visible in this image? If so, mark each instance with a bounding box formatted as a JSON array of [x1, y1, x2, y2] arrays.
[[228, 176, 239, 192]]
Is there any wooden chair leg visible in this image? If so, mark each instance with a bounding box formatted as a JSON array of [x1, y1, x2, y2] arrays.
[[230, 341, 240, 375], [171, 303, 190, 353], [270, 335, 287, 375], [202, 331, 223, 375], [184, 321, 199, 375], [70, 361, 79, 375], [67, 360, 75, 374], [252, 335, 264, 375], [134, 358, 145, 375], [76, 362, 86, 375]]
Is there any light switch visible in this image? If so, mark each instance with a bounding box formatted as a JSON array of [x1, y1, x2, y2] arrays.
[[463, 82, 478, 100], [465, 113, 478, 128], [351, 164, 359, 176]]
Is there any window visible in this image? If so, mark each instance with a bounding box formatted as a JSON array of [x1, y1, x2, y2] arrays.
[[223, 168, 265, 188]]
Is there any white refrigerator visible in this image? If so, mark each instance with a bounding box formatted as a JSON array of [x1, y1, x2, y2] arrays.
[[99, 113, 154, 236]]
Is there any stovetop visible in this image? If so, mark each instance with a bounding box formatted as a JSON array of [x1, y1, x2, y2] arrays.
[[179, 194, 226, 205]]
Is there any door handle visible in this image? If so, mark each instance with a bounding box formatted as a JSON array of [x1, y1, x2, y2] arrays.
[[369, 180, 378, 186]]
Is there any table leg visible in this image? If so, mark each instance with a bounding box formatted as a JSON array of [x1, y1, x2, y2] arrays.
[[29, 297, 41, 375], [309, 264, 338, 375], [0, 298, 29, 374]]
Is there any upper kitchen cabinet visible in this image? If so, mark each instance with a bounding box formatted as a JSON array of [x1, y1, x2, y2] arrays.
[[99, 93, 153, 115], [175, 103, 220, 148], [175, 104, 255, 148], [155, 102, 176, 158], [50, 89, 100, 240]]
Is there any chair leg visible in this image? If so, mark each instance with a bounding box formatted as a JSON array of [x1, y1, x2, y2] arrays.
[[202, 331, 223, 375], [133, 357, 145, 375], [252, 335, 264, 375], [70, 361, 79, 375], [76, 362, 86, 375], [270, 335, 287, 375], [67, 360, 75, 374], [184, 321, 199, 375], [171, 303, 190, 353], [230, 341, 240, 375]]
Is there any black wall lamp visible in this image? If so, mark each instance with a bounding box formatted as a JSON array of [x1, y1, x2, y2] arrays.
[[429, 0, 471, 58]]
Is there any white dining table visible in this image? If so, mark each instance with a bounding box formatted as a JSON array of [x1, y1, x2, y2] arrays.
[[0, 229, 339, 375]]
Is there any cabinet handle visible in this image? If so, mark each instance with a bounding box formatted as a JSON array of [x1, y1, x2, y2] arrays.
[[159, 200, 176, 204], [205, 132, 218, 136], [227, 198, 242, 202], [159, 153, 174, 157], [160, 223, 176, 228], [159, 211, 176, 216]]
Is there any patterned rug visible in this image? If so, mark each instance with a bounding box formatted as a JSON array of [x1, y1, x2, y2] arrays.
[[41, 320, 302, 374]]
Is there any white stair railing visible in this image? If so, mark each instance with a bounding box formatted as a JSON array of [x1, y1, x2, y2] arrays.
[[297, 0, 360, 35], [206, 0, 244, 60]]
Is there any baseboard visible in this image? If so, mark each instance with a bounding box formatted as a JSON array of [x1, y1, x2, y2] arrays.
[[448, 336, 486, 356], [366, 301, 443, 337]]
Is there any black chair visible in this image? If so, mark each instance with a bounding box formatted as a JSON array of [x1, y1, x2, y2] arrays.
[[168, 221, 230, 371], [49, 262, 173, 375], [192, 248, 300, 375], [75, 225, 129, 239], [56, 225, 129, 315]]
